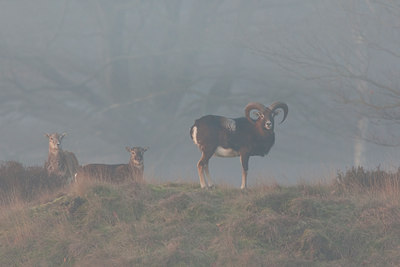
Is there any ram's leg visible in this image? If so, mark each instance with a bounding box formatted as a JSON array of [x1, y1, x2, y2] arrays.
[[197, 161, 206, 189], [197, 151, 213, 189], [240, 154, 250, 190], [204, 164, 214, 188], [197, 152, 208, 188]]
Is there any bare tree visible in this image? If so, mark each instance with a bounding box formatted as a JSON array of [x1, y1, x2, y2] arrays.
[[245, 0, 400, 163]]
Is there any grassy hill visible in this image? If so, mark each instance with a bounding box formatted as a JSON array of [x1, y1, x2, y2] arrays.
[[1, 163, 400, 266]]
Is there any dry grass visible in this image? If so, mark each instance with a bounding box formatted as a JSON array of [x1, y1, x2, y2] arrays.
[[1, 163, 400, 266], [336, 166, 400, 195], [0, 161, 67, 205]]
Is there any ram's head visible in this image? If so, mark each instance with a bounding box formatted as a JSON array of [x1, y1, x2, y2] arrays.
[[245, 102, 288, 131]]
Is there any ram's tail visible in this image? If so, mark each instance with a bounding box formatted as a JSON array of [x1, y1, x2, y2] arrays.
[[190, 125, 194, 140]]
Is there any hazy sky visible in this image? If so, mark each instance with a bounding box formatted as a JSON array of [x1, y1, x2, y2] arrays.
[[0, 0, 399, 187]]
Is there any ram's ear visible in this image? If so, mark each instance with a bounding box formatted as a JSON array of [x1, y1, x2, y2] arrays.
[[45, 133, 50, 138], [126, 146, 132, 153]]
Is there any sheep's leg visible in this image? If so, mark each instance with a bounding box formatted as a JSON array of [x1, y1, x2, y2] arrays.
[[204, 164, 214, 188], [197, 161, 206, 189], [197, 154, 208, 189], [197, 150, 214, 189], [240, 154, 250, 190]]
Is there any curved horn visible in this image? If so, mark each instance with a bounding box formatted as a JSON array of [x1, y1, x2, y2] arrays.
[[245, 102, 267, 124], [269, 102, 288, 124]]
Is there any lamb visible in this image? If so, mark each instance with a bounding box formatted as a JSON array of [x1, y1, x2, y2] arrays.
[[45, 132, 79, 183], [190, 102, 288, 189], [75, 146, 148, 183]]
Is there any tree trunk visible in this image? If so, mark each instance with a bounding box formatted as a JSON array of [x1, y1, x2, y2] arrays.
[[350, 0, 373, 166]]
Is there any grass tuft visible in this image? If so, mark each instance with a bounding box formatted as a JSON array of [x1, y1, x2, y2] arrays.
[[1, 163, 400, 265]]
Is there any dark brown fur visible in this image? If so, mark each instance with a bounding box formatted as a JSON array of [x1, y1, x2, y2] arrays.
[[190, 102, 288, 189], [75, 146, 148, 183]]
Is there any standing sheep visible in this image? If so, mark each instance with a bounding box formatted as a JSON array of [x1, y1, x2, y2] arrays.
[[45, 133, 79, 183], [190, 102, 288, 189]]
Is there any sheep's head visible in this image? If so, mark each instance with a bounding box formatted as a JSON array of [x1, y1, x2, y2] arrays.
[[245, 102, 288, 131], [126, 146, 148, 166], [45, 133, 66, 151]]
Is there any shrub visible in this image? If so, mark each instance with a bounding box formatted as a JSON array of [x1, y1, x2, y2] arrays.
[[335, 166, 400, 194], [0, 161, 66, 204]]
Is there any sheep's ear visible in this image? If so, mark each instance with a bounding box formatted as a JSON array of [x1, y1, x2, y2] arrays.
[[126, 146, 132, 152], [143, 147, 149, 152], [45, 133, 50, 138], [61, 133, 67, 139]]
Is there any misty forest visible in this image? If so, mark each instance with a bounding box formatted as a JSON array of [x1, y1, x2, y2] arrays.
[[0, 0, 398, 186], [1, 1, 400, 266]]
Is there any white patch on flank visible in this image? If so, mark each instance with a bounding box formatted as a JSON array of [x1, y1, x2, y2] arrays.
[[192, 126, 199, 145], [222, 118, 236, 132], [214, 146, 240, 157]]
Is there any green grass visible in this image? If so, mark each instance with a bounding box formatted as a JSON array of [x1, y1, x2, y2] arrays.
[[1, 170, 400, 266]]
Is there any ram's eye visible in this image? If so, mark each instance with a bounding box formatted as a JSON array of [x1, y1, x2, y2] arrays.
[[256, 112, 264, 119]]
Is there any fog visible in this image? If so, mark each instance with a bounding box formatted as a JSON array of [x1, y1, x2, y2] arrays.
[[0, 1, 399, 187]]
